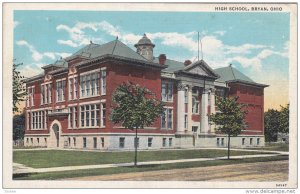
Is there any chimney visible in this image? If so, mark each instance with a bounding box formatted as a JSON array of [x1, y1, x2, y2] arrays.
[[184, 60, 192, 66], [159, 54, 166, 65]]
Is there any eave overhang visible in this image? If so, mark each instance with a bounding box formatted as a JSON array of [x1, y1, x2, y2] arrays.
[[227, 79, 269, 88]]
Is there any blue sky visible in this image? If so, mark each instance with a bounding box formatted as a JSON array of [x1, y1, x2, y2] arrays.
[[14, 11, 290, 110]]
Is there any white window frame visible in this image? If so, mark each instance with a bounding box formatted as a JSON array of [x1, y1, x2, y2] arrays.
[[56, 79, 66, 102], [68, 76, 78, 101], [79, 103, 100, 128], [80, 69, 101, 99], [29, 110, 48, 130], [161, 107, 173, 130], [161, 81, 173, 102], [101, 68, 106, 95]]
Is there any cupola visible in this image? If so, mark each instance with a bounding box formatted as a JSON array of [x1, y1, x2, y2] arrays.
[[134, 33, 155, 61]]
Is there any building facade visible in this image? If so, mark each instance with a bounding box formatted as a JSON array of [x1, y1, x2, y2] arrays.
[[24, 34, 268, 150]]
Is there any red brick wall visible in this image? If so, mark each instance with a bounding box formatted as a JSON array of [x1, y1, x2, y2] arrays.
[[228, 83, 264, 135], [25, 60, 171, 135]]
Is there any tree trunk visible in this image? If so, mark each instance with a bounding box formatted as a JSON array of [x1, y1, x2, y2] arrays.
[[227, 134, 231, 160], [134, 127, 138, 166]]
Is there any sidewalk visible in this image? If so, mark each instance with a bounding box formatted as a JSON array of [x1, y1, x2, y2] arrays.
[[13, 153, 285, 174]]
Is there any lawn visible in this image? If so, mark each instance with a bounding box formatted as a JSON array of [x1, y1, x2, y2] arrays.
[[13, 149, 274, 168], [245, 143, 289, 152], [13, 155, 288, 180]]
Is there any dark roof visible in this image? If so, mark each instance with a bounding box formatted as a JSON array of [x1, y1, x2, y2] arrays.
[[153, 57, 185, 72], [214, 65, 268, 87], [67, 39, 150, 62], [214, 65, 254, 82]]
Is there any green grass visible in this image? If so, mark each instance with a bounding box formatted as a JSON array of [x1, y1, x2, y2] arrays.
[[13, 155, 288, 180], [245, 143, 289, 152], [13, 149, 274, 168]]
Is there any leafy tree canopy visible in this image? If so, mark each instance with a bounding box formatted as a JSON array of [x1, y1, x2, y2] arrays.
[[210, 96, 247, 137], [13, 61, 27, 113]]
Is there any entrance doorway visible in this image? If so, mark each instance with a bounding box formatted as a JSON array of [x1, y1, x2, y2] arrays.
[[52, 123, 60, 147]]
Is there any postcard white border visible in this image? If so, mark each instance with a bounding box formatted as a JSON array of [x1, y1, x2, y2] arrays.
[[2, 2, 298, 189]]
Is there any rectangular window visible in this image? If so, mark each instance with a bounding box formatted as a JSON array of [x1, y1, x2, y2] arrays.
[[192, 88, 200, 114], [257, 138, 260, 145], [161, 81, 173, 102], [162, 108, 172, 129], [167, 109, 172, 129], [68, 137, 71, 146], [48, 84, 52, 103], [134, 137, 139, 148], [96, 104, 100, 126], [80, 71, 101, 98], [85, 105, 90, 127], [93, 137, 97, 149], [74, 77, 78, 99], [169, 138, 172, 147], [73, 137, 76, 147], [41, 85, 44, 104], [56, 80, 65, 102], [101, 137, 104, 148], [37, 138, 39, 145], [221, 138, 224, 146], [69, 78, 74, 100], [27, 86, 35, 107], [26, 138, 29, 143], [192, 126, 198, 133], [44, 138, 47, 146], [81, 75, 86, 97], [83, 137, 87, 148], [101, 70, 106, 95], [242, 138, 246, 145], [250, 138, 253, 145], [91, 104, 95, 126], [217, 138, 220, 146], [148, 138, 153, 147], [119, 137, 125, 148], [79, 104, 100, 128], [86, 74, 90, 96], [81, 106, 85, 127], [162, 138, 167, 147], [30, 110, 47, 130], [161, 109, 166, 129], [101, 103, 106, 127], [184, 114, 188, 129]]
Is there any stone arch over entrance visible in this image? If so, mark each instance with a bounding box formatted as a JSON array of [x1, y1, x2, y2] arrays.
[[49, 120, 62, 148]]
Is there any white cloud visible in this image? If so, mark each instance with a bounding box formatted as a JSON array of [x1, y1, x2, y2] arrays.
[[57, 40, 78, 47], [20, 63, 45, 78], [214, 30, 226, 36], [55, 20, 288, 72], [225, 44, 269, 55], [16, 40, 72, 62]]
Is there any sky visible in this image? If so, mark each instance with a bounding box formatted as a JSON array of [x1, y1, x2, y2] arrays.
[[13, 11, 290, 111]]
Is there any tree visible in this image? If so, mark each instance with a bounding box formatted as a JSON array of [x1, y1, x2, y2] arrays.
[[264, 109, 281, 142], [279, 104, 289, 134], [210, 96, 247, 159], [13, 111, 25, 141], [13, 61, 27, 113], [111, 82, 164, 166]]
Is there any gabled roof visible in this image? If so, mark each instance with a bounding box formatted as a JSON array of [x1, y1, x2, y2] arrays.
[[174, 60, 220, 79], [214, 65, 254, 83], [153, 57, 185, 72], [66, 39, 150, 62], [214, 65, 268, 87]]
